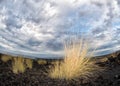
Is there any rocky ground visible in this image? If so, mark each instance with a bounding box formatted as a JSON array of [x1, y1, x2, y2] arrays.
[[0, 52, 120, 86]]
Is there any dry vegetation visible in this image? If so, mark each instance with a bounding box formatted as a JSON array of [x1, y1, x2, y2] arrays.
[[25, 58, 33, 69], [12, 57, 33, 74], [0, 55, 32, 73], [37, 60, 47, 65], [0, 40, 102, 80], [1, 55, 12, 62], [12, 57, 25, 74], [0, 55, 48, 74], [49, 40, 101, 80]]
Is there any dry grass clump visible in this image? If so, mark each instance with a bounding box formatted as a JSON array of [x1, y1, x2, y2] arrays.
[[99, 57, 108, 63], [25, 58, 33, 69], [51, 60, 61, 65], [12, 57, 26, 74], [37, 60, 47, 65], [1, 55, 12, 62], [49, 40, 100, 80], [12, 57, 33, 74], [0, 54, 33, 74], [1, 55, 33, 74]]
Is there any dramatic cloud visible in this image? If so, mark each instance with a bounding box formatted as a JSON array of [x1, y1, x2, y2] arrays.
[[0, 0, 120, 58]]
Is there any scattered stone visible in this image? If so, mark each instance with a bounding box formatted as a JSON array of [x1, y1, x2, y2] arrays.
[[114, 75, 120, 80], [113, 79, 120, 86]]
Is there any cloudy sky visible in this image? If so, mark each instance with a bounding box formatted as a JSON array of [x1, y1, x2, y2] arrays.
[[0, 0, 120, 59]]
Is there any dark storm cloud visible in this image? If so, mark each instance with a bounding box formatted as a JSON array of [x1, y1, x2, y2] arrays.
[[27, 38, 42, 46], [117, 0, 120, 5], [45, 39, 63, 51], [92, 28, 105, 35]]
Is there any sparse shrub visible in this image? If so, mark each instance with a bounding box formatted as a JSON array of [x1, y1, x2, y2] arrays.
[[49, 40, 101, 80]]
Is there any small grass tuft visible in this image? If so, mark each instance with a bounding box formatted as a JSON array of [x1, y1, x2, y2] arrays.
[[1, 55, 12, 62], [49, 40, 101, 80], [12, 57, 33, 74], [12, 57, 25, 74], [25, 58, 33, 69], [37, 60, 47, 65]]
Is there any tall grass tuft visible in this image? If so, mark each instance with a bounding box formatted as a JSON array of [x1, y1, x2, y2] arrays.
[[49, 40, 100, 80]]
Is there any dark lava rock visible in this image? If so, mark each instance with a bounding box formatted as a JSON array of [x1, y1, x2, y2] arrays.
[[118, 54, 120, 58], [108, 56, 116, 63], [113, 79, 120, 86], [114, 75, 120, 80], [116, 54, 120, 62]]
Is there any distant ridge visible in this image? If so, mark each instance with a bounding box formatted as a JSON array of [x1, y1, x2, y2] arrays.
[[0, 50, 120, 60], [95, 50, 120, 58]]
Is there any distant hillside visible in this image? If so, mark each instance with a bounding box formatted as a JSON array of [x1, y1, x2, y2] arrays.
[[94, 50, 120, 59]]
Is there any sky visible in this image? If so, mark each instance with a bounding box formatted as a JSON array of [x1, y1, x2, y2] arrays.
[[0, 0, 120, 59]]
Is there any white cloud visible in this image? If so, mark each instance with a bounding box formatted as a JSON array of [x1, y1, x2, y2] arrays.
[[0, 0, 120, 58]]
